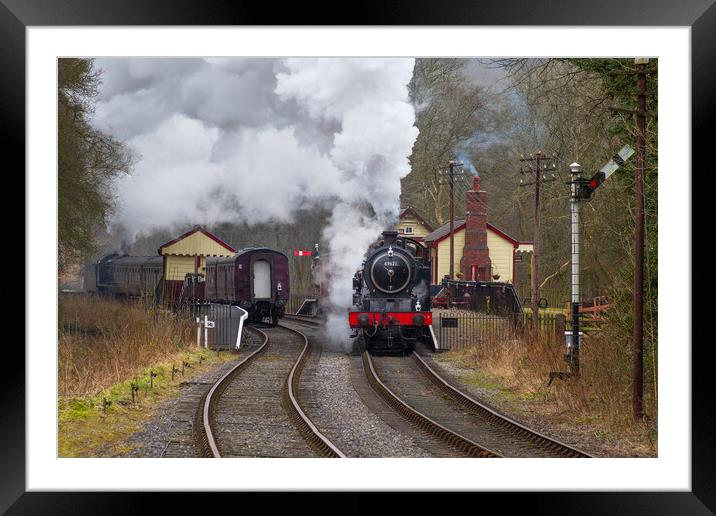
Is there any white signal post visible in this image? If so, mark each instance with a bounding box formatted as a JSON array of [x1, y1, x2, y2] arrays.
[[568, 162, 583, 375], [561, 145, 635, 378], [204, 315, 215, 348]]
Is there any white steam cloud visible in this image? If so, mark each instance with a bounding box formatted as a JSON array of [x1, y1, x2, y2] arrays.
[[93, 58, 419, 347]]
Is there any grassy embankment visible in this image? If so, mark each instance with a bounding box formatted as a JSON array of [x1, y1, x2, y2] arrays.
[[58, 294, 238, 457], [436, 323, 657, 456]]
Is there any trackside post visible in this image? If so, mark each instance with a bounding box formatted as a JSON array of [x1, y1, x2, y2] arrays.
[[235, 307, 248, 350]]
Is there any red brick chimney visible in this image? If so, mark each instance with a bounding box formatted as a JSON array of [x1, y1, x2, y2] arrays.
[[460, 175, 492, 281]]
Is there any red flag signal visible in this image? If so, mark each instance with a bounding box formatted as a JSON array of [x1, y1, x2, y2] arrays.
[[294, 250, 313, 257]]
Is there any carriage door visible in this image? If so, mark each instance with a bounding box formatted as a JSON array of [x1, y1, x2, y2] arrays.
[[252, 260, 271, 300]]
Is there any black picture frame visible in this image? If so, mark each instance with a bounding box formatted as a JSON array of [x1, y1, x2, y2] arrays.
[[7, 0, 708, 513]]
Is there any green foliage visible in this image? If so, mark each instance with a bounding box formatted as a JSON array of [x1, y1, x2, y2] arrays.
[[58, 58, 132, 273]]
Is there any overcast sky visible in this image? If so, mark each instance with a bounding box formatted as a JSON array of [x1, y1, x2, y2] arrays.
[[92, 57, 504, 238]]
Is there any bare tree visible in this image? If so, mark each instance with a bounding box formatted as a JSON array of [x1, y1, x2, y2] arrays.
[[402, 59, 489, 226], [58, 58, 133, 273]]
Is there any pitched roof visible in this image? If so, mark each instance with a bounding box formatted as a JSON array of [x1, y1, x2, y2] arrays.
[[486, 224, 529, 247], [398, 206, 434, 232], [157, 226, 236, 255], [424, 219, 466, 243], [424, 219, 528, 248]]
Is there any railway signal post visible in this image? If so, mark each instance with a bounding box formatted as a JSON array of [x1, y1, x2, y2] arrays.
[[293, 249, 313, 296], [449, 161, 455, 280], [567, 162, 583, 375], [557, 145, 635, 379]]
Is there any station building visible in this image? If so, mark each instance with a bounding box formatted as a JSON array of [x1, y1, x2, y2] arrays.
[[158, 226, 236, 303], [394, 206, 434, 243], [424, 176, 533, 285]]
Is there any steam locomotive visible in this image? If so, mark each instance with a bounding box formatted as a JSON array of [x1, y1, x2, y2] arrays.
[[349, 230, 435, 353]]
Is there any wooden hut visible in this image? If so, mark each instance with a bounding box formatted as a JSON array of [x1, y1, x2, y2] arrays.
[[158, 226, 236, 304]]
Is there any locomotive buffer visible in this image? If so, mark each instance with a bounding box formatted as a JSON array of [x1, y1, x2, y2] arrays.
[[551, 145, 634, 383]]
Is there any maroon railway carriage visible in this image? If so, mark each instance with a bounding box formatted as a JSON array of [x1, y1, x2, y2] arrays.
[[204, 248, 290, 325], [87, 254, 164, 298]]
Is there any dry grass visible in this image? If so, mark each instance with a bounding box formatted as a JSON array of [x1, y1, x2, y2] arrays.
[[57, 293, 240, 457], [450, 327, 657, 455], [59, 293, 193, 397]]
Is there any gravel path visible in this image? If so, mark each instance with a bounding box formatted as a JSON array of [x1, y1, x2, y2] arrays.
[[291, 322, 459, 457]]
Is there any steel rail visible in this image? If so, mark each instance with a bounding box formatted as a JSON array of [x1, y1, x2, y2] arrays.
[[282, 313, 322, 327], [360, 342, 501, 458], [194, 327, 270, 458], [195, 325, 344, 458], [279, 323, 346, 458], [412, 351, 593, 458]]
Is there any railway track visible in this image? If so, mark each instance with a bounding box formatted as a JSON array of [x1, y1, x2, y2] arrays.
[[194, 324, 344, 458], [282, 313, 322, 327], [360, 340, 499, 458], [412, 349, 592, 458], [360, 340, 591, 458]]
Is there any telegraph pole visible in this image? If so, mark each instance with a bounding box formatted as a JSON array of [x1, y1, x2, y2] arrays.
[[449, 160, 455, 280], [438, 160, 464, 282], [519, 151, 556, 332], [633, 57, 648, 420]]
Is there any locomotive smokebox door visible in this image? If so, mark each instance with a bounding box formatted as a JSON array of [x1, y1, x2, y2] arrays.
[[369, 249, 412, 295]]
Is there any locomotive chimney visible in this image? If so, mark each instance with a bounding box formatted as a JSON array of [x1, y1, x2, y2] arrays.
[[460, 175, 491, 281], [381, 230, 399, 246], [119, 239, 132, 256]]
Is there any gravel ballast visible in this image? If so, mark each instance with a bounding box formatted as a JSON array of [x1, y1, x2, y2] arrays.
[[293, 322, 460, 458]]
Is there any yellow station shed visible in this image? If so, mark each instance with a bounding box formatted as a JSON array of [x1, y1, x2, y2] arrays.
[[158, 226, 236, 303]]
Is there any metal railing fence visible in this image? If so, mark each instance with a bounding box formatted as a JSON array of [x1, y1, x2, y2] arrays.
[[434, 311, 566, 351], [287, 292, 314, 315], [183, 302, 248, 350]]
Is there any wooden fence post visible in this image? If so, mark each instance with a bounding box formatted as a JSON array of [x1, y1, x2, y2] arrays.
[[555, 314, 566, 346]]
